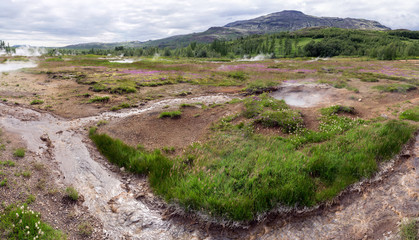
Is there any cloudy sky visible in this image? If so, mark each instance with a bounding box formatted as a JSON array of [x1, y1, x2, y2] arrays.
[[1, 0, 418, 47]]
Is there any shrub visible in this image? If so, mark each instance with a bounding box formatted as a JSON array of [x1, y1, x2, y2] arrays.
[[13, 148, 25, 158], [158, 111, 182, 119], [65, 186, 79, 201]]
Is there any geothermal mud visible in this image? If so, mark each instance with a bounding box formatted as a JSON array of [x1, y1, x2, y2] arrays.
[[270, 82, 345, 108]]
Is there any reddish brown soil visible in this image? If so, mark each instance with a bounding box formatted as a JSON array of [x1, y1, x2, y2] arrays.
[[99, 103, 242, 151]]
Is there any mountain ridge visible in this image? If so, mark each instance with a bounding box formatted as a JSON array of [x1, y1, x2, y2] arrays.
[[64, 10, 391, 49]]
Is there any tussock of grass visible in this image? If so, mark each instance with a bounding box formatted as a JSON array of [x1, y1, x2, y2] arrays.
[[400, 106, 419, 122], [65, 186, 79, 201], [30, 99, 44, 105], [158, 111, 182, 119], [89, 95, 416, 221], [110, 102, 131, 111], [89, 96, 110, 103], [243, 93, 302, 133], [13, 148, 25, 158]]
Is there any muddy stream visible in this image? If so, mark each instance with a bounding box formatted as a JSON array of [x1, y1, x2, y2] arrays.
[[0, 92, 418, 239]]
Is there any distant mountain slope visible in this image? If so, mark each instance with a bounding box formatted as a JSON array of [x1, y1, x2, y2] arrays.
[[225, 10, 389, 32], [64, 10, 390, 49]]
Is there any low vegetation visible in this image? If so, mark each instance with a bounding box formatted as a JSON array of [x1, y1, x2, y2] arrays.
[[400, 106, 419, 122], [0, 204, 66, 239], [89, 95, 416, 221], [89, 96, 110, 103], [158, 110, 182, 119], [13, 148, 25, 158], [65, 186, 79, 201], [30, 99, 44, 105], [373, 84, 417, 93], [400, 219, 418, 240]]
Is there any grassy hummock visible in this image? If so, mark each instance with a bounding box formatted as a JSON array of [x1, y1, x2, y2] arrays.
[[89, 96, 416, 221]]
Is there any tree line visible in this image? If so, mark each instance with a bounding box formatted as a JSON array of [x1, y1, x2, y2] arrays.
[[0, 40, 15, 54], [50, 28, 419, 60]]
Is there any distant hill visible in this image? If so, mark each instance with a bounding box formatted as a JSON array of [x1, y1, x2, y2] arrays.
[[64, 10, 390, 49]]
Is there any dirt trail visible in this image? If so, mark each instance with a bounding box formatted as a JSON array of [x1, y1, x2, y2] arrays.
[[0, 94, 418, 239]]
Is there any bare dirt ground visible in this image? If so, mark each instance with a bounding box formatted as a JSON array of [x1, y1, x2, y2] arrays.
[[99, 103, 242, 151], [0, 128, 103, 239]]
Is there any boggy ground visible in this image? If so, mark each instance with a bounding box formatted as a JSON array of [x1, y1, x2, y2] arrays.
[[0, 56, 419, 239]]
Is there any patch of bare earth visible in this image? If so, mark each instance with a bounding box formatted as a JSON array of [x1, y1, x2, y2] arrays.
[[98, 103, 242, 151]]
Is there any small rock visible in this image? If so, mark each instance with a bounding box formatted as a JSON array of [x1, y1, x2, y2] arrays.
[[358, 98, 362, 102], [120, 167, 125, 172], [135, 193, 145, 199], [380, 114, 388, 119]]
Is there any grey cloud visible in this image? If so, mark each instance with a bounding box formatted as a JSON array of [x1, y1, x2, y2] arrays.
[[1, 0, 418, 47]]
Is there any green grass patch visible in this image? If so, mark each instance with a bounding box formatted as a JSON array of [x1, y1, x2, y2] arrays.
[[65, 186, 79, 201], [158, 111, 182, 119], [400, 106, 419, 122], [320, 105, 355, 116], [89, 83, 108, 92], [13, 148, 25, 158], [89, 96, 110, 103], [0, 160, 15, 167], [109, 85, 137, 94], [373, 84, 417, 93], [179, 103, 195, 108], [89, 93, 416, 221], [110, 102, 131, 111], [30, 99, 44, 105], [227, 71, 247, 81], [0, 178, 7, 187], [400, 219, 418, 240], [243, 94, 303, 133], [0, 203, 65, 239]]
